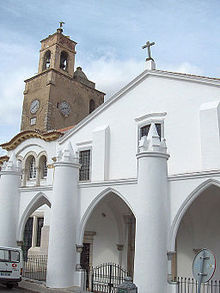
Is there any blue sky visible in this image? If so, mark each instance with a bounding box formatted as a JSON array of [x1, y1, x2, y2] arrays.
[[0, 0, 220, 154]]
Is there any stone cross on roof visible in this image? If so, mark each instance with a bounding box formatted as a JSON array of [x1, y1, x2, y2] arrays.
[[142, 41, 155, 61]]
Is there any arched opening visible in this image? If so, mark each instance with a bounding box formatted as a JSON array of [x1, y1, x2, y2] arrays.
[[60, 51, 68, 71], [89, 99, 95, 113], [18, 193, 51, 280], [175, 184, 220, 280], [43, 50, 51, 70], [80, 191, 135, 290]]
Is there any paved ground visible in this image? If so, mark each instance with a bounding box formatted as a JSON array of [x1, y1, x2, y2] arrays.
[[1, 279, 82, 293], [0, 284, 29, 292]]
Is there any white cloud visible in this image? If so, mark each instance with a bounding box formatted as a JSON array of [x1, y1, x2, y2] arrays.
[[161, 61, 204, 76], [83, 56, 204, 101], [0, 41, 36, 148], [84, 56, 144, 99]]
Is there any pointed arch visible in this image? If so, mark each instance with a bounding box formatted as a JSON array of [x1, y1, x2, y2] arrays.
[[77, 187, 135, 244], [17, 192, 51, 241], [168, 178, 220, 251]]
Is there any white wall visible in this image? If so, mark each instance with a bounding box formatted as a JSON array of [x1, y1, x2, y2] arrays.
[[60, 74, 220, 179]]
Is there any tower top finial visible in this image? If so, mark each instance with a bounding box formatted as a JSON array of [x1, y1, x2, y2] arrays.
[[57, 21, 65, 33]]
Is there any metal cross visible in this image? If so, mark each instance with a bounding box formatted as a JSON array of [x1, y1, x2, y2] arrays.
[[59, 21, 65, 28], [142, 41, 155, 61]]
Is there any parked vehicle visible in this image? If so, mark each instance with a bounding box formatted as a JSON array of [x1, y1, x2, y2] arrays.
[[0, 246, 23, 288]]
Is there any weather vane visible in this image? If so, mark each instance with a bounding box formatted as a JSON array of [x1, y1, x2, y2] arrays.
[[142, 41, 155, 61], [59, 21, 65, 28]]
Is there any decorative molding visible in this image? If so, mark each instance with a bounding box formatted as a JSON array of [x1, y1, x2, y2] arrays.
[[168, 169, 220, 181], [19, 185, 53, 192], [79, 178, 137, 188], [17, 241, 23, 247], [76, 245, 84, 253], [76, 140, 92, 146], [1, 130, 63, 151], [136, 152, 169, 160], [0, 155, 9, 166], [75, 264, 82, 271], [135, 112, 167, 122], [167, 251, 176, 260]]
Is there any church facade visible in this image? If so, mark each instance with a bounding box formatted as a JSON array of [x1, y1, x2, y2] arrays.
[[0, 28, 220, 293]]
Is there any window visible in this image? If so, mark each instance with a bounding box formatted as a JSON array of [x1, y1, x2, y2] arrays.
[[79, 150, 91, 181], [60, 51, 68, 71], [89, 99, 95, 113], [30, 117, 36, 125], [36, 217, 44, 247], [40, 156, 47, 179], [140, 123, 161, 139], [0, 249, 20, 263], [0, 249, 9, 262], [29, 157, 36, 179], [43, 50, 51, 70], [10, 250, 20, 263]]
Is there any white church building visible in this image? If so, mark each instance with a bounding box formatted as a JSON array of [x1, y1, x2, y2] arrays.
[[0, 27, 220, 293]]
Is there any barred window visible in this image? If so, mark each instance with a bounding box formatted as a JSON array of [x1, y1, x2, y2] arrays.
[[79, 150, 91, 181], [140, 123, 161, 139]]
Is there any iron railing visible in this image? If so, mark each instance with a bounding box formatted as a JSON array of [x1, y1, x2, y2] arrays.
[[91, 263, 129, 293], [177, 277, 220, 293], [23, 255, 47, 281]]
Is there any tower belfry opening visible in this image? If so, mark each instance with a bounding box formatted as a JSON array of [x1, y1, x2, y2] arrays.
[[20, 27, 105, 132]]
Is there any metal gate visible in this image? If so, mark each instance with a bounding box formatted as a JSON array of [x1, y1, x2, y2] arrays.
[[177, 277, 220, 293], [91, 263, 129, 293]]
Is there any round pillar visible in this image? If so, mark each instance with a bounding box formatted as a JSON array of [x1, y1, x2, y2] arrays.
[[46, 143, 80, 288], [134, 123, 169, 293], [0, 153, 21, 247]]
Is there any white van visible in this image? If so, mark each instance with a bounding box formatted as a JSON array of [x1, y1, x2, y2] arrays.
[[0, 246, 23, 289]]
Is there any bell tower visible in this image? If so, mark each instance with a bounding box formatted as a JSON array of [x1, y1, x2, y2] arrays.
[[21, 25, 105, 132], [38, 26, 76, 77]]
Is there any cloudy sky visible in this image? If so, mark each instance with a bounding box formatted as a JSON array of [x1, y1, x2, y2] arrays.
[[0, 0, 220, 154]]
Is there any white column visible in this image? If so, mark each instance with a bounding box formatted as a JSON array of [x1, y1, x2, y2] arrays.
[[46, 142, 80, 288], [0, 153, 21, 247], [134, 123, 169, 293]]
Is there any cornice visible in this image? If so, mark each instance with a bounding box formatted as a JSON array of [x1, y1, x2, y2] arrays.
[[79, 178, 137, 188], [19, 185, 53, 192], [168, 169, 220, 181], [136, 152, 170, 160], [1, 130, 63, 151]]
